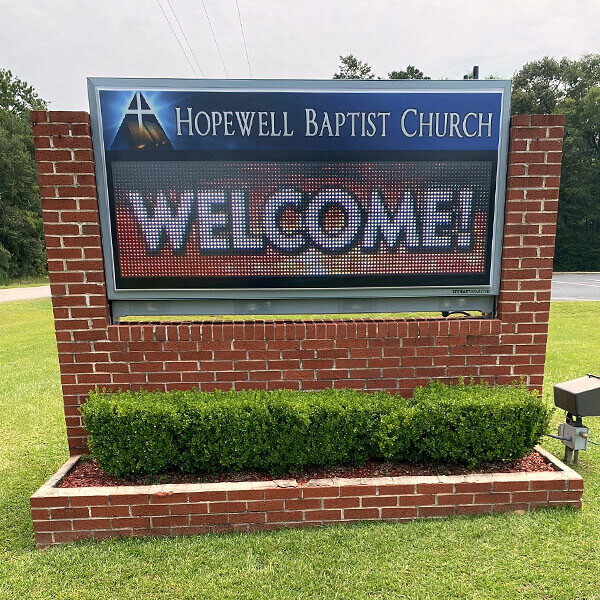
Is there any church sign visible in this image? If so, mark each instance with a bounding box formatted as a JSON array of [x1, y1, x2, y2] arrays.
[[88, 78, 511, 316]]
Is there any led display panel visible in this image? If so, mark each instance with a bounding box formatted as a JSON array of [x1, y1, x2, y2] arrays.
[[88, 79, 511, 301]]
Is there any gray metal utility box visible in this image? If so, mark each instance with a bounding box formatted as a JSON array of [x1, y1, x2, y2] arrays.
[[554, 375, 600, 416]]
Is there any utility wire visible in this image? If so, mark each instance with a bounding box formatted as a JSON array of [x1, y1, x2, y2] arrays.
[[155, 0, 198, 77], [165, 0, 205, 77], [235, 0, 252, 78], [201, 0, 229, 78]]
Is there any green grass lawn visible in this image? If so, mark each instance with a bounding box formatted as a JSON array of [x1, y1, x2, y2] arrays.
[[1, 299, 600, 599], [0, 276, 49, 290]]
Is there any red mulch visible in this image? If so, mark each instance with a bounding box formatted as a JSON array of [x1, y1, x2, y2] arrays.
[[58, 451, 556, 488]]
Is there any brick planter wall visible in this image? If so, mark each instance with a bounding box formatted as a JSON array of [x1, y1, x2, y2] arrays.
[[31, 446, 582, 548], [31, 111, 565, 454]]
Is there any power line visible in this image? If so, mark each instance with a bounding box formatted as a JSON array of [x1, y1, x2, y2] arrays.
[[155, 0, 198, 77], [165, 0, 205, 77], [201, 0, 229, 78], [235, 0, 252, 78]]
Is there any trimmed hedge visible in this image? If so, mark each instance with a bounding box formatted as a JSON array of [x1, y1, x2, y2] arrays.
[[81, 382, 552, 478], [377, 382, 552, 467]]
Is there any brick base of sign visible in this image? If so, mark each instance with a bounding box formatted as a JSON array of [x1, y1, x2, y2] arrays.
[[30, 446, 582, 548]]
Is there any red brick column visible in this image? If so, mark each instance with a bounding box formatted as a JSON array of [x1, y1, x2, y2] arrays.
[[31, 112, 564, 455], [496, 114, 564, 389], [31, 111, 110, 453]]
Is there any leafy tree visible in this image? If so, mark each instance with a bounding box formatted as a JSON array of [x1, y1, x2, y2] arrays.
[[0, 69, 47, 282], [511, 57, 567, 114], [333, 56, 431, 81], [512, 55, 600, 270], [333, 55, 376, 80], [512, 55, 600, 114], [0, 70, 45, 118], [553, 85, 600, 269], [388, 65, 430, 80]]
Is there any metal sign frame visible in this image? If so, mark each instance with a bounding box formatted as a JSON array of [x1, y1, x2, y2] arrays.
[[87, 77, 511, 317]]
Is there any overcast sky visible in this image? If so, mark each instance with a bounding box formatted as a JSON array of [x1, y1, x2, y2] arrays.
[[2, 0, 600, 110]]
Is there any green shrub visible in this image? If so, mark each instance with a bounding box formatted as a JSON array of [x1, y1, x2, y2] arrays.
[[82, 388, 394, 478], [81, 382, 552, 479], [377, 381, 553, 468]]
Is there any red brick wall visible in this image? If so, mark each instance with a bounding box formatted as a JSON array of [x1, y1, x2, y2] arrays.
[[31, 111, 564, 455], [31, 450, 583, 548]]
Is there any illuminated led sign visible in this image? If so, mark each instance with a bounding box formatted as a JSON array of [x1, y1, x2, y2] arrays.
[[88, 79, 511, 305]]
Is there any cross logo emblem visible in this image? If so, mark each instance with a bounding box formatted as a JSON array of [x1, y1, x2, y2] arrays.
[[125, 92, 154, 130], [110, 91, 172, 150]]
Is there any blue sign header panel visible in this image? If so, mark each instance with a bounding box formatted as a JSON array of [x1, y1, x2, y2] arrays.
[[88, 79, 511, 303], [99, 89, 502, 152]]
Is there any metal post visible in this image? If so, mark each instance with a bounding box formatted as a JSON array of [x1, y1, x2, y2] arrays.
[[564, 447, 573, 464]]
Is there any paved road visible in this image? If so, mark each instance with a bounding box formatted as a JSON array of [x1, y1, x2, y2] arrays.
[[552, 273, 600, 301], [1, 275, 599, 304], [0, 285, 51, 303]]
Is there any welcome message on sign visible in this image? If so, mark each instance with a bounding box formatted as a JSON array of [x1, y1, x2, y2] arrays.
[[91, 83, 506, 292], [112, 161, 492, 285]]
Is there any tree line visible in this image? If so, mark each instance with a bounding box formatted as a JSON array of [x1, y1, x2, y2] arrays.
[[0, 70, 46, 282], [1, 55, 598, 282]]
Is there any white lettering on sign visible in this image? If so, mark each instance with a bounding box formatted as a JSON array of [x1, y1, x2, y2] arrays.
[[305, 188, 362, 252], [127, 186, 479, 256], [363, 190, 420, 252], [422, 187, 453, 249], [176, 107, 492, 139], [128, 191, 194, 253], [305, 109, 391, 137], [197, 190, 230, 251], [399, 110, 493, 138], [176, 108, 294, 137], [264, 188, 305, 252]]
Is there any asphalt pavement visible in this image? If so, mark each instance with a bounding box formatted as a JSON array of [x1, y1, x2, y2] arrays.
[[0, 285, 51, 303], [551, 273, 600, 301], [1, 275, 600, 304]]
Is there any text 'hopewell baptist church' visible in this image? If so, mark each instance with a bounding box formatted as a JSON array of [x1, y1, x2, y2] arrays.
[[174, 108, 494, 139]]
